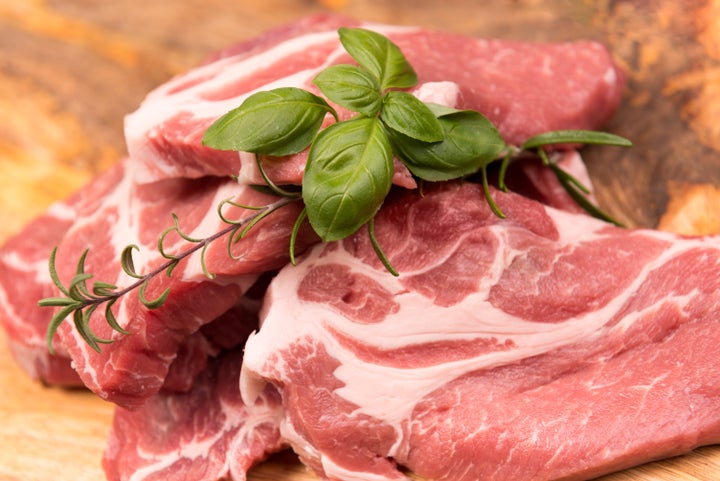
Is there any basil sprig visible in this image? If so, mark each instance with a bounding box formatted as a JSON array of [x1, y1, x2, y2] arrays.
[[202, 26, 632, 263], [204, 27, 511, 244]]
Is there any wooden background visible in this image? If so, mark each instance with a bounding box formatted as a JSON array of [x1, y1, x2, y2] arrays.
[[1, 0, 719, 480]]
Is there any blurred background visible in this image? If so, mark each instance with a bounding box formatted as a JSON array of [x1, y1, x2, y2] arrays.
[[0, 1, 719, 480]]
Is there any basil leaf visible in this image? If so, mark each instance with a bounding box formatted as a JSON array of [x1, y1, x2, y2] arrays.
[[202, 87, 335, 156], [338, 27, 417, 90], [381, 91, 444, 142], [303, 117, 393, 241], [314, 64, 383, 117], [424, 102, 462, 118], [521, 130, 632, 149], [391, 110, 506, 181]]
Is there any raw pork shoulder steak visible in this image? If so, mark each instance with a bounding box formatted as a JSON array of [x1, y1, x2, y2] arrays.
[[103, 348, 285, 481], [241, 182, 720, 481], [0, 180, 92, 387], [0, 163, 272, 392], [50, 159, 316, 408], [124, 13, 623, 185], [22, 162, 316, 407]]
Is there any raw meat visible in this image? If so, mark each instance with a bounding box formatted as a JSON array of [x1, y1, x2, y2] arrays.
[[103, 347, 285, 481], [0, 185, 88, 386], [49, 159, 317, 408], [500, 150, 598, 214], [0, 164, 259, 391], [241, 182, 720, 481], [124, 13, 624, 185], [0, 169, 262, 393], [94, 151, 600, 478], [161, 297, 262, 393], [0, 15, 641, 481]]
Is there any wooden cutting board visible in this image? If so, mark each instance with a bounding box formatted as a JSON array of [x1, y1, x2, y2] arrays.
[[1, 1, 719, 480]]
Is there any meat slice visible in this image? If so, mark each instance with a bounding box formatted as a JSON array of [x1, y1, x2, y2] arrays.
[[503, 150, 599, 214], [0, 186, 90, 386], [47, 159, 317, 408], [0, 163, 274, 392], [124, 14, 624, 185], [161, 293, 263, 393], [103, 347, 285, 481], [240, 182, 720, 481]]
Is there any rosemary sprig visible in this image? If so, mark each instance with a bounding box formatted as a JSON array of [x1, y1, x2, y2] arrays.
[[41, 197, 298, 353]]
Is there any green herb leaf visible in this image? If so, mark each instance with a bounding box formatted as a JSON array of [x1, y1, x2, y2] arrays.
[[314, 64, 383, 117], [255, 154, 303, 198], [550, 162, 622, 225], [46, 302, 82, 354], [74, 307, 111, 353], [521, 129, 632, 150], [338, 27, 417, 90], [303, 117, 393, 241], [138, 280, 170, 309], [92, 282, 117, 297], [381, 91, 444, 142], [38, 297, 80, 307], [289, 207, 308, 266], [202, 87, 336, 156], [423, 102, 460, 117], [391, 109, 506, 181], [367, 217, 398, 277], [105, 298, 129, 335], [68, 273, 93, 302], [120, 244, 142, 279], [47, 247, 70, 297]]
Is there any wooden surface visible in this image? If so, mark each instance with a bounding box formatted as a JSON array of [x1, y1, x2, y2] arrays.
[[1, 1, 719, 480]]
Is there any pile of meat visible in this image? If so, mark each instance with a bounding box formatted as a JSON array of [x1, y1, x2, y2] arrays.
[[2, 14, 719, 481]]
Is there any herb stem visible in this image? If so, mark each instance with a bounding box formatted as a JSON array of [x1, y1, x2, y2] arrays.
[[130, 197, 297, 295]]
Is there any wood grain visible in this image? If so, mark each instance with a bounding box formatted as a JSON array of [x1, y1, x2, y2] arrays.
[[1, 1, 719, 480]]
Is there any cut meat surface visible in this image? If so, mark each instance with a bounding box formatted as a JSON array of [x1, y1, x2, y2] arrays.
[[241, 182, 720, 481], [161, 298, 262, 393], [50, 159, 317, 408], [503, 150, 599, 215], [103, 348, 285, 481], [124, 13, 624, 185], [0, 188, 88, 386], [0, 163, 276, 394]]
